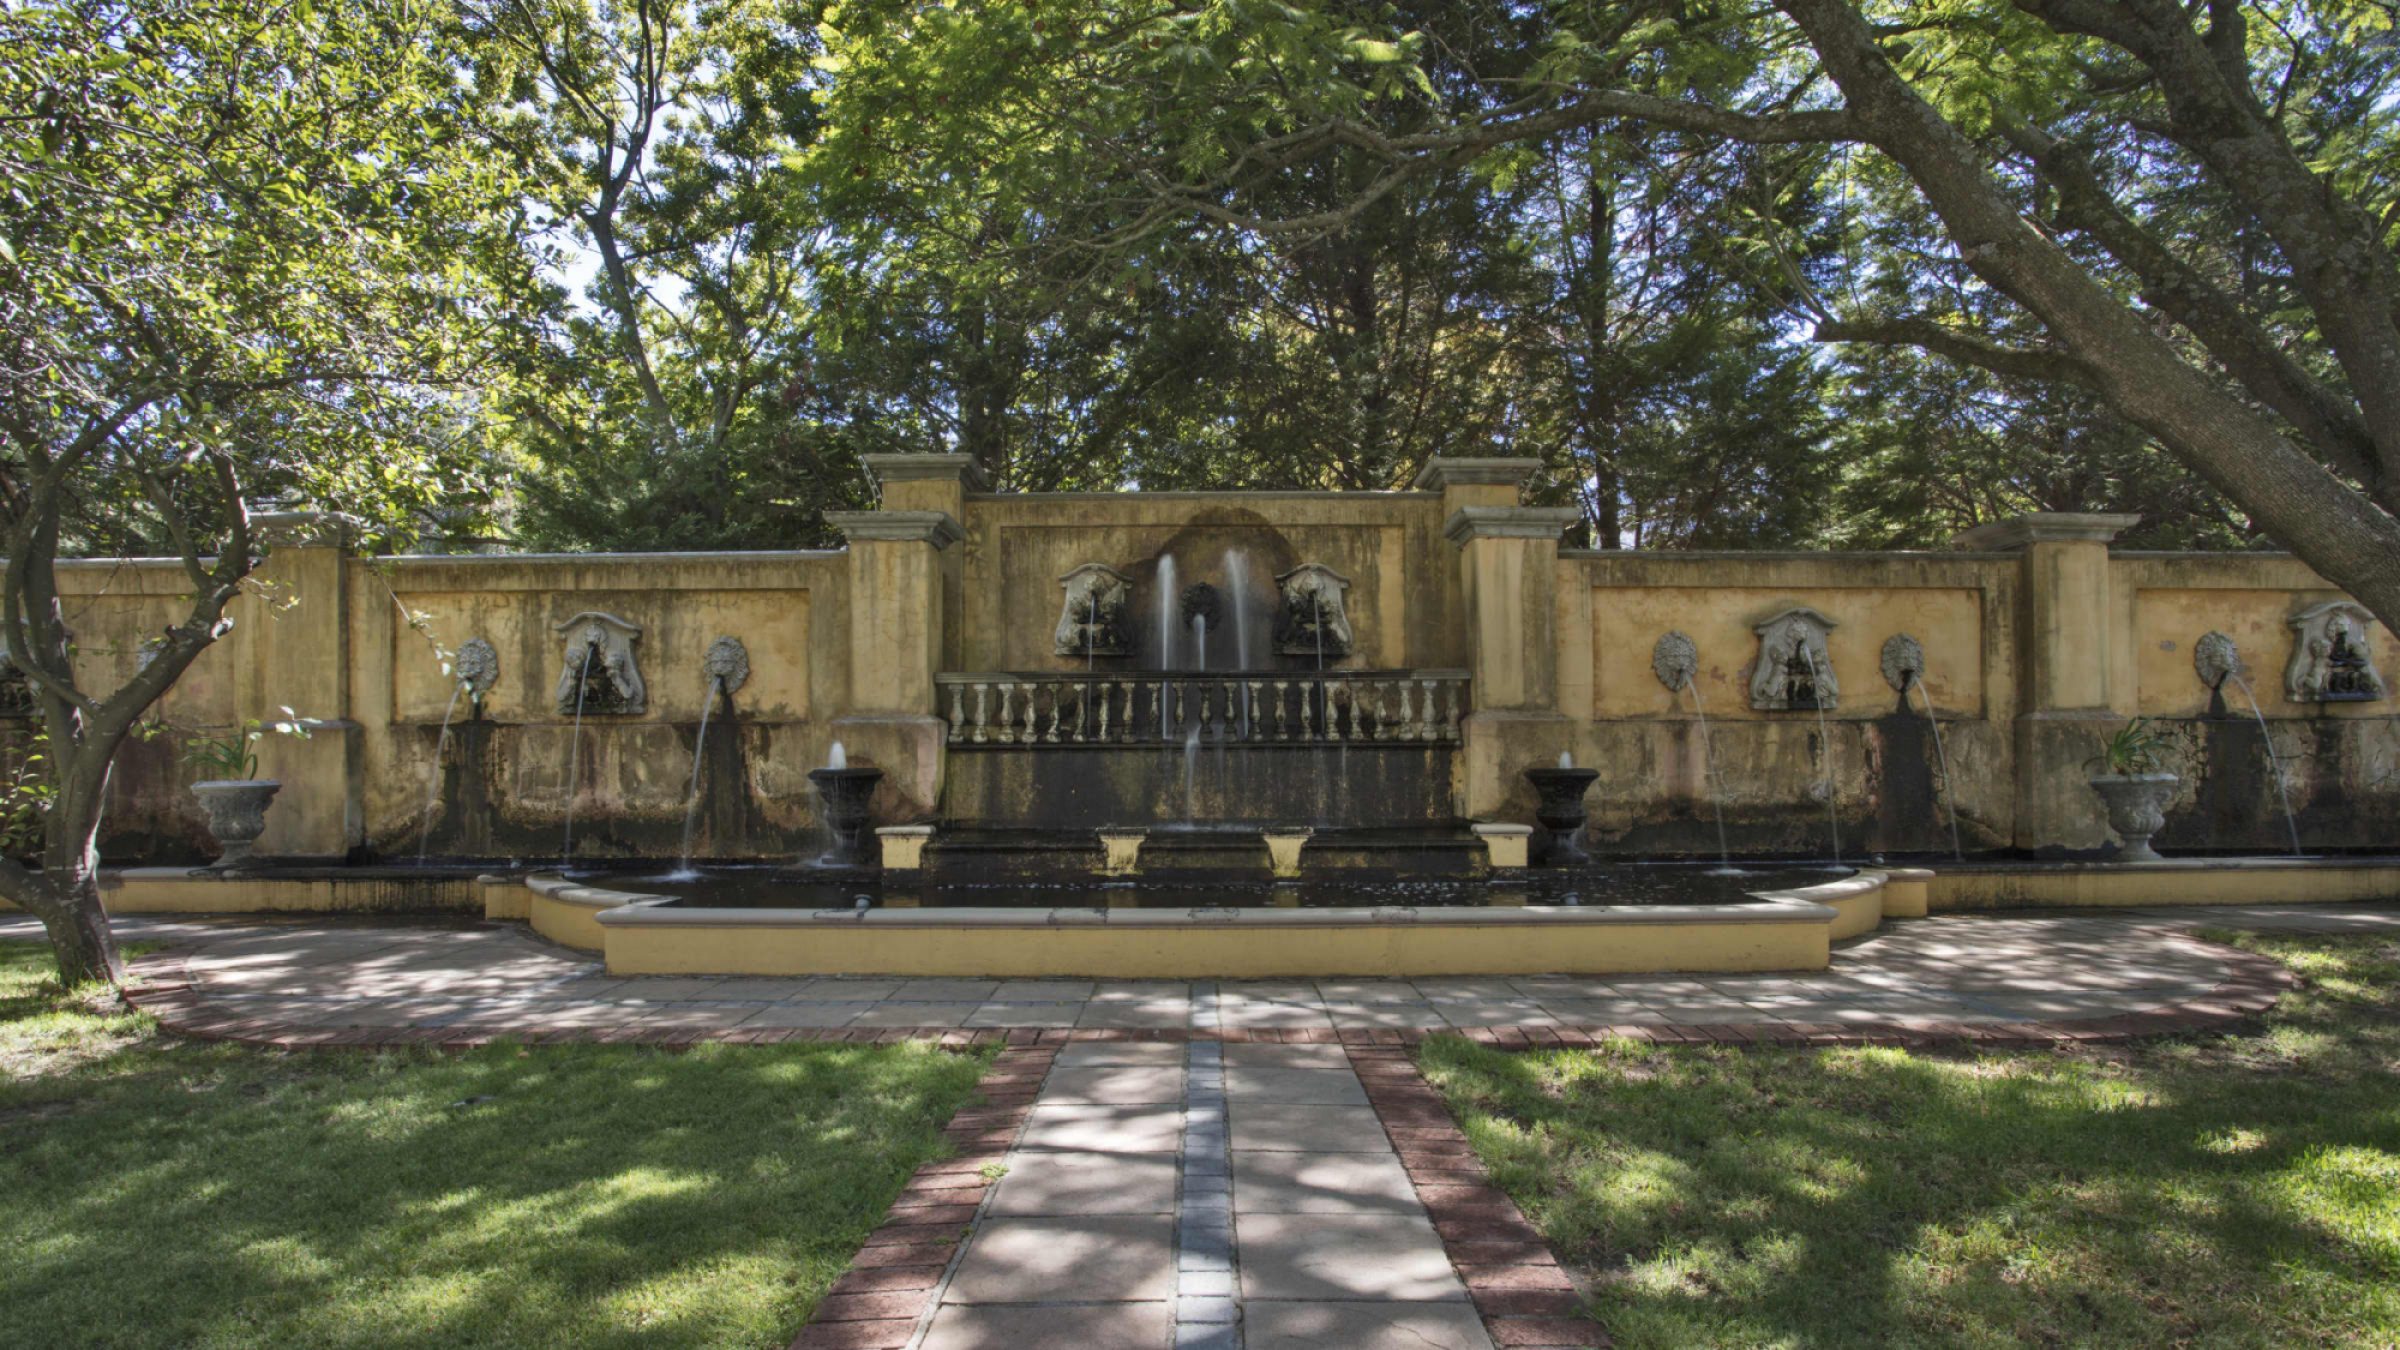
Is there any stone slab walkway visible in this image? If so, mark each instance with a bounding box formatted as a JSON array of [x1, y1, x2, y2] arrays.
[[795, 1038, 1594, 1349], [12, 904, 2394, 1049]]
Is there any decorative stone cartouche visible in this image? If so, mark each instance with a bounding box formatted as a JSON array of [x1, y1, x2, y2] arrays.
[[1749, 608, 1839, 711], [1053, 563, 1133, 657], [2286, 601, 2384, 704], [1274, 563, 1354, 660], [453, 637, 500, 705], [552, 612, 646, 716]]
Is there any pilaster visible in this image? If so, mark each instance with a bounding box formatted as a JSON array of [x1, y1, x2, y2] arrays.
[[232, 509, 364, 861], [826, 509, 965, 820], [1447, 505, 1580, 818], [1954, 512, 2139, 851]]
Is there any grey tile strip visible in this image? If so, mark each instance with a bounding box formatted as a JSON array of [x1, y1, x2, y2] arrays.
[[1176, 1040, 1239, 1349]]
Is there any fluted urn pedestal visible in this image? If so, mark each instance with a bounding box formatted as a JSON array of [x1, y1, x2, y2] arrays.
[[1523, 766, 1600, 866]]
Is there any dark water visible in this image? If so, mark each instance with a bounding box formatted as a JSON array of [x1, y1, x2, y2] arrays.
[[579, 863, 1851, 911]]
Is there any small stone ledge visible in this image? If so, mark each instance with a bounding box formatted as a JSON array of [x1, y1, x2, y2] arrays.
[[823, 510, 966, 549], [1442, 506, 1581, 546]]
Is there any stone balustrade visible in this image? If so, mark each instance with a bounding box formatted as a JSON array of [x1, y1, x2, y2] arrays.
[[935, 670, 1470, 746]]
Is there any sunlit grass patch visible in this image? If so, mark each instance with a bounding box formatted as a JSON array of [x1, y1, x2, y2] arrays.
[[1421, 933, 2400, 1347], [0, 942, 991, 1348]]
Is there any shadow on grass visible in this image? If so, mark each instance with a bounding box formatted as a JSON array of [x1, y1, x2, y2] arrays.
[[0, 944, 990, 1349], [1420, 934, 2400, 1348]]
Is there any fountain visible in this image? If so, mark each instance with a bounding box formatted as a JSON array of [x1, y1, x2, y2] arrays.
[[417, 636, 502, 862], [2196, 631, 2304, 856], [808, 740, 884, 867], [559, 639, 596, 865], [1802, 647, 1843, 864], [1524, 751, 1601, 865], [1652, 632, 1732, 868], [1882, 633, 1965, 860], [675, 637, 751, 875]]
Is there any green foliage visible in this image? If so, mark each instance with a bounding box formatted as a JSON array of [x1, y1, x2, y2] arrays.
[[0, 736, 56, 863], [0, 942, 993, 1345], [1420, 934, 2400, 1346], [0, 0, 538, 555], [2088, 716, 2172, 776]]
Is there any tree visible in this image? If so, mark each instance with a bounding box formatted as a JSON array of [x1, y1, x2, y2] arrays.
[[0, 0, 531, 984], [842, 0, 2400, 624]]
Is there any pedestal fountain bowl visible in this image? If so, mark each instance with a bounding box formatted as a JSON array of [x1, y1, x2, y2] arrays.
[[1523, 765, 1601, 865], [807, 766, 885, 866]]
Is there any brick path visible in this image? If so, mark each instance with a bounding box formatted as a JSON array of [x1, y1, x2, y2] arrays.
[[15, 904, 2394, 1049], [800, 1038, 1594, 1349]]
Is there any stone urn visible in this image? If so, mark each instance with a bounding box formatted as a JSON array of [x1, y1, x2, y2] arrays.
[[1523, 766, 1601, 866], [808, 766, 885, 866], [2088, 773, 2177, 863], [192, 780, 282, 868]]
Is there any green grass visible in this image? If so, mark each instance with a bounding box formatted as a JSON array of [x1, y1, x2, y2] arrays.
[[1419, 933, 2400, 1348], [0, 943, 992, 1348]]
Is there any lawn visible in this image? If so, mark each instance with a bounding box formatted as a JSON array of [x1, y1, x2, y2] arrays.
[[0, 942, 990, 1348], [1420, 932, 2400, 1348]]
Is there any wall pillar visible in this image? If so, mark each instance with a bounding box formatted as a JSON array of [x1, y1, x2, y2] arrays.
[[1446, 504, 1581, 819], [230, 509, 363, 861], [826, 508, 964, 821], [1954, 512, 2140, 851]]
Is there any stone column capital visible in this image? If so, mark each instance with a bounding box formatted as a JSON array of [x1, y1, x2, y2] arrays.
[[825, 510, 965, 550], [1950, 512, 2141, 551], [1443, 506, 1580, 547], [861, 453, 992, 494], [1411, 457, 1543, 492]]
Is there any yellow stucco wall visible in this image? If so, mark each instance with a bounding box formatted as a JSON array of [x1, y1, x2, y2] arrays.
[[955, 493, 1456, 673], [597, 914, 1834, 976]]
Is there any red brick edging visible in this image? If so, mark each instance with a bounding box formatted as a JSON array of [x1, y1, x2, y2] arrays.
[[1348, 1045, 1604, 1348], [119, 931, 2295, 1053], [789, 1044, 1056, 1350]]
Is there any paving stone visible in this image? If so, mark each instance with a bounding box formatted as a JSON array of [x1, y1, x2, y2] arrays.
[[736, 1003, 866, 1029], [1221, 1043, 1351, 1068], [919, 1301, 1174, 1349], [987, 1150, 1178, 1215], [1056, 1042, 1189, 1067], [946, 1215, 1177, 1303], [1229, 1103, 1391, 1153], [1018, 1103, 1185, 1153], [1235, 1213, 1469, 1301], [1224, 1066, 1371, 1105], [965, 1003, 1091, 1028], [851, 1001, 983, 1028], [1245, 1301, 1497, 1349], [1041, 1065, 1187, 1104], [1232, 1149, 1419, 1214]]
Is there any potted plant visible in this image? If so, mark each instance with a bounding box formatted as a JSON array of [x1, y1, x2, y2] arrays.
[[2086, 717, 2178, 862], [184, 717, 307, 868]]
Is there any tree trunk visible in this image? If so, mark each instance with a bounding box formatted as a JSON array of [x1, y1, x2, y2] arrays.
[[29, 876, 121, 987]]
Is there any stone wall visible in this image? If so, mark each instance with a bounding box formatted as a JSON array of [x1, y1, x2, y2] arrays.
[[17, 459, 2400, 864]]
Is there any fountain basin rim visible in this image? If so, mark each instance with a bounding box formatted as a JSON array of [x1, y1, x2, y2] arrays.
[[525, 869, 1866, 929]]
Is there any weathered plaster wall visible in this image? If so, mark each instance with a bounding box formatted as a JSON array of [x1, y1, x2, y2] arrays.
[[21, 479, 2400, 867], [1558, 552, 2020, 857], [2117, 554, 2400, 854], [353, 551, 849, 860], [954, 492, 1457, 673]]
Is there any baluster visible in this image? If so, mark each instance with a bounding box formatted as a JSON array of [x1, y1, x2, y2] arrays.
[[1095, 682, 1111, 741], [1333, 683, 1350, 741], [970, 683, 989, 744], [1201, 681, 1217, 737], [1245, 681, 1261, 744], [1045, 686, 1063, 743], [1390, 681, 1410, 740], [1420, 679, 1437, 740], [946, 684, 964, 742], [1446, 677, 1465, 739], [1021, 684, 1038, 742], [1122, 682, 1138, 743]]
